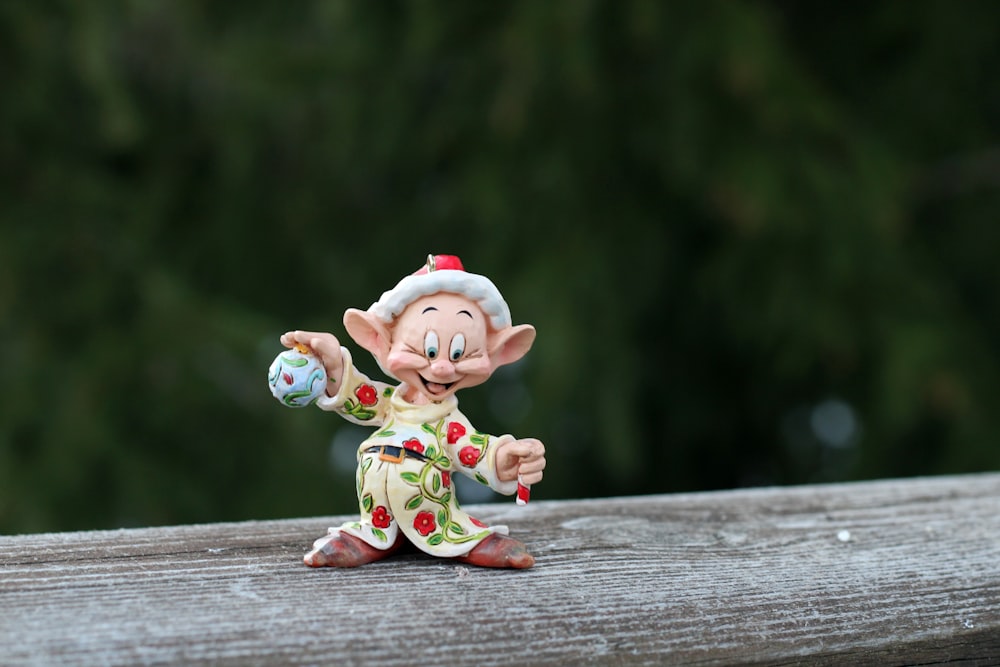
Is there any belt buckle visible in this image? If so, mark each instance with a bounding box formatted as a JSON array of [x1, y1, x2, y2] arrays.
[[378, 446, 405, 464]]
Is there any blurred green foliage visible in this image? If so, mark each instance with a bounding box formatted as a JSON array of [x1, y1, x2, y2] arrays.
[[3, 1, 1000, 533]]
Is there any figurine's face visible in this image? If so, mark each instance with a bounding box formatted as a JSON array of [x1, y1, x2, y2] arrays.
[[383, 293, 493, 402]]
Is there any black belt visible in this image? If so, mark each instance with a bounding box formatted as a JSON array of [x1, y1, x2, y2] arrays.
[[363, 445, 430, 464]]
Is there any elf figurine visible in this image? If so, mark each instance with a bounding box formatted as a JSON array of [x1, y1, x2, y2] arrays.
[[277, 255, 546, 569]]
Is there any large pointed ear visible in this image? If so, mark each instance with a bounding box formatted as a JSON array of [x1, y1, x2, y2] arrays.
[[488, 324, 536, 369], [343, 308, 392, 359]]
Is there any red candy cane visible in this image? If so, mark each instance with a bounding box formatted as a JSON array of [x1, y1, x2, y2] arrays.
[[516, 476, 530, 506]]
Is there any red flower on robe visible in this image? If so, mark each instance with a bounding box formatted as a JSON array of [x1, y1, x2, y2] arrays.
[[470, 516, 487, 528], [458, 446, 479, 467], [414, 511, 436, 536], [446, 421, 467, 444], [403, 438, 425, 454], [355, 384, 378, 406], [372, 506, 392, 529], [441, 471, 451, 488]]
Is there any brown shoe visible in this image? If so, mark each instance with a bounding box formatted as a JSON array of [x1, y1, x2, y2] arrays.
[[456, 534, 535, 569], [303, 531, 402, 568]]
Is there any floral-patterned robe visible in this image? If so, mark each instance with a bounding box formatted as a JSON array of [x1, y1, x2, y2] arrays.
[[314, 348, 518, 557]]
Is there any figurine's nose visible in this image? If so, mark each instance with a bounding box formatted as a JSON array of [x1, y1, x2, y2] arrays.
[[429, 357, 456, 377]]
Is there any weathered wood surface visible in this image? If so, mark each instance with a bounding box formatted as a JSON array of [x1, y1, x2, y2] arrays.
[[2, 474, 1000, 666]]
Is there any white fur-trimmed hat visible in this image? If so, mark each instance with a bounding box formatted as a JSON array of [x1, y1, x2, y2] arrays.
[[368, 254, 512, 330]]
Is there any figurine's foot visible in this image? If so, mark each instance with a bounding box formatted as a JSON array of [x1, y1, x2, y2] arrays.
[[303, 532, 403, 568], [456, 534, 535, 569]]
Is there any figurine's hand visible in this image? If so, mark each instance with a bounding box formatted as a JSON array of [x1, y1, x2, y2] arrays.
[[494, 437, 546, 485], [280, 330, 344, 394]]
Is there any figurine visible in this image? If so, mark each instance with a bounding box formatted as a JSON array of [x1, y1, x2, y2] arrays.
[[273, 254, 546, 568]]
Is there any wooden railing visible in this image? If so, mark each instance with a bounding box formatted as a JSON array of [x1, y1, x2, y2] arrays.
[[2, 473, 999, 666]]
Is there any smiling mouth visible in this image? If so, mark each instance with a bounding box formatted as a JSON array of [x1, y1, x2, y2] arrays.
[[420, 377, 456, 395]]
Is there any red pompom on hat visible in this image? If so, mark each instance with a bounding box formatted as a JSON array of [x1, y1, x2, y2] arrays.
[[369, 254, 512, 330], [417, 254, 465, 273]]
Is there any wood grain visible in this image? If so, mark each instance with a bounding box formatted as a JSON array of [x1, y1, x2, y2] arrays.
[[2, 474, 1000, 666]]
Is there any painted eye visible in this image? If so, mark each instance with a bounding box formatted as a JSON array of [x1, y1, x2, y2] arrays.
[[449, 333, 465, 361], [424, 331, 439, 359]]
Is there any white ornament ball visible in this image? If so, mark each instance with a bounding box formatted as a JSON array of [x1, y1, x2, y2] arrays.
[[268, 348, 328, 408]]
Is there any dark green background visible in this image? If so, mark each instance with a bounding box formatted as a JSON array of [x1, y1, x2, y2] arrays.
[[3, 2, 999, 534]]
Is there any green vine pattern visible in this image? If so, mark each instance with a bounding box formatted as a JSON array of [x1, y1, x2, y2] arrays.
[[355, 456, 389, 542], [401, 461, 488, 546], [342, 385, 394, 421], [419, 419, 454, 469], [342, 398, 376, 421], [397, 418, 488, 546], [373, 420, 396, 439], [357, 455, 372, 497], [356, 417, 492, 546]]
